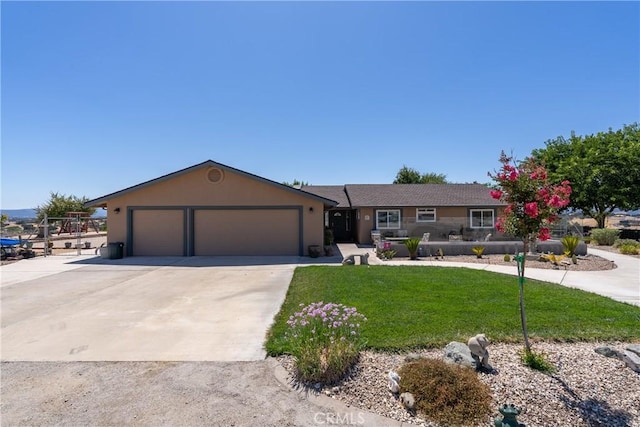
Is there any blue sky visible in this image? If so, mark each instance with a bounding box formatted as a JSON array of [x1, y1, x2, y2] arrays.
[[2, 1, 638, 209]]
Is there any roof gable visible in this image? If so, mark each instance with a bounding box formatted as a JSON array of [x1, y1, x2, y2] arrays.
[[85, 160, 338, 207]]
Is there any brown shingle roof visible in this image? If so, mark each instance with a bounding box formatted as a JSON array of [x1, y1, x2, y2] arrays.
[[301, 185, 350, 208], [342, 184, 504, 207]]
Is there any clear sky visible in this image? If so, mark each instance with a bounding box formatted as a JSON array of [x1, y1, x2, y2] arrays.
[[1, 1, 638, 209]]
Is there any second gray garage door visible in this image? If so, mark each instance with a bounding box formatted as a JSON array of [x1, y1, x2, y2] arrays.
[[193, 209, 300, 256]]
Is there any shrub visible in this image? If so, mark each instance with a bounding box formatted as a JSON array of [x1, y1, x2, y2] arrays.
[[590, 228, 620, 246], [520, 349, 556, 373], [619, 244, 640, 255], [613, 239, 640, 249], [398, 358, 491, 425], [286, 302, 367, 384], [561, 235, 580, 256], [472, 246, 485, 258], [503, 254, 511, 262], [377, 249, 397, 260], [404, 238, 421, 260], [583, 237, 592, 244]]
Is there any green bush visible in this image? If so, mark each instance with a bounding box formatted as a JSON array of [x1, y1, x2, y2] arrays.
[[590, 228, 620, 246], [613, 239, 640, 248], [404, 238, 421, 260], [521, 349, 555, 373], [398, 358, 491, 426], [561, 235, 580, 256], [285, 302, 367, 384], [503, 254, 511, 262], [619, 244, 640, 255]]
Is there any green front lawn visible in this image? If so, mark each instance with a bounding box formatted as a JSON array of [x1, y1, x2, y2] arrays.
[[265, 266, 640, 354]]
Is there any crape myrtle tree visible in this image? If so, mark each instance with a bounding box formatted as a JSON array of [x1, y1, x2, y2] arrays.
[[488, 152, 571, 353], [532, 123, 640, 228], [393, 165, 448, 184], [35, 192, 95, 222]]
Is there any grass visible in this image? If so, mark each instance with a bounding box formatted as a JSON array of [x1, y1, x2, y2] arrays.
[[265, 266, 640, 355]]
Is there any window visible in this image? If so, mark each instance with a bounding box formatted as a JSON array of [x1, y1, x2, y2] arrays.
[[470, 209, 494, 228], [376, 209, 401, 229], [416, 208, 436, 222]]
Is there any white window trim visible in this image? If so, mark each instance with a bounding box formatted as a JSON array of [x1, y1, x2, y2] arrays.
[[416, 208, 436, 222], [470, 209, 495, 229], [376, 209, 401, 229]]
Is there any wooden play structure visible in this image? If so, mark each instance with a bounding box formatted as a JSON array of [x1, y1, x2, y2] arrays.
[[58, 212, 100, 235]]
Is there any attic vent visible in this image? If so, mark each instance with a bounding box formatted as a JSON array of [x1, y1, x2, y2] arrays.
[[206, 168, 224, 184]]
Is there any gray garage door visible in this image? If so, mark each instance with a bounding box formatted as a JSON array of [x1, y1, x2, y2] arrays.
[[132, 209, 185, 256], [194, 209, 299, 256]]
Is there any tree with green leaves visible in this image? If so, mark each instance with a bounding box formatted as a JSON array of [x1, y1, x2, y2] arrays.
[[282, 179, 309, 187], [393, 166, 448, 184], [532, 123, 640, 228], [35, 192, 96, 221]]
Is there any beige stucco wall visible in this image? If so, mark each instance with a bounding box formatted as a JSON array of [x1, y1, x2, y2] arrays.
[[102, 166, 325, 256], [355, 206, 502, 244]]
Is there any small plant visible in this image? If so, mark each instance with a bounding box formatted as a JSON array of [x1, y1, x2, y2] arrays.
[[471, 246, 485, 258], [561, 235, 580, 257], [437, 248, 444, 259], [583, 237, 591, 244], [520, 349, 556, 373], [377, 249, 397, 260], [503, 254, 511, 262], [398, 358, 492, 425], [323, 228, 334, 246], [541, 253, 566, 267], [619, 244, 640, 255], [571, 254, 578, 264], [286, 302, 367, 384], [613, 239, 640, 249], [404, 238, 421, 260], [590, 228, 620, 246]]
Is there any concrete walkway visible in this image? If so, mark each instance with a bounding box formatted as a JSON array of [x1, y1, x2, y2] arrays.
[[337, 244, 640, 306]]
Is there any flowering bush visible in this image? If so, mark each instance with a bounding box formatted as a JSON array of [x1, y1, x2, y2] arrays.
[[489, 152, 571, 249], [286, 301, 367, 384], [488, 152, 571, 355]]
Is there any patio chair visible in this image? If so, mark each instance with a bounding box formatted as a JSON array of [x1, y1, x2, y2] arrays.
[[421, 233, 430, 242], [484, 233, 492, 242]]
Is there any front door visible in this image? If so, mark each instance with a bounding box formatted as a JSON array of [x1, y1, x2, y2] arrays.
[[329, 210, 354, 242]]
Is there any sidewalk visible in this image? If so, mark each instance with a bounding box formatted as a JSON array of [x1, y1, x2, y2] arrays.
[[337, 244, 640, 306]]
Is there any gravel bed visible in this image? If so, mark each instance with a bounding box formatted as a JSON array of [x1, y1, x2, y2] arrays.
[[407, 253, 616, 271], [279, 342, 640, 426]]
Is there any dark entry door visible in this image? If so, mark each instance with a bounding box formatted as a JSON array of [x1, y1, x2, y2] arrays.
[[330, 210, 353, 242]]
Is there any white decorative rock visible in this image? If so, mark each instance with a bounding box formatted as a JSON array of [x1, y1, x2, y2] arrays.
[[388, 371, 400, 393]]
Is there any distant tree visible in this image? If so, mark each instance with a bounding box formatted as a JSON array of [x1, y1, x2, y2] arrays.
[[35, 192, 96, 221], [393, 165, 448, 184], [0, 213, 7, 225], [282, 179, 309, 187], [532, 123, 640, 228]]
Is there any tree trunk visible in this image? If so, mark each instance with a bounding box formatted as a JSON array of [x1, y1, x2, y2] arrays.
[[518, 240, 532, 353]]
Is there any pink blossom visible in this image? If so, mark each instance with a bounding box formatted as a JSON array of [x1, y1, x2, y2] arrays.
[[538, 227, 551, 241], [490, 189, 503, 199], [495, 217, 505, 233], [548, 194, 564, 208], [504, 205, 513, 215], [524, 202, 539, 218], [509, 171, 518, 181]]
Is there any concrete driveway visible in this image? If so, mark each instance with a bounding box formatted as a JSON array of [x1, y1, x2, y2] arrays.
[[1, 256, 300, 362]]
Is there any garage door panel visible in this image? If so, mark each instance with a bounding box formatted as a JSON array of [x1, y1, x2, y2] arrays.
[[133, 210, 184, 256], [195, 210, 298, 256]]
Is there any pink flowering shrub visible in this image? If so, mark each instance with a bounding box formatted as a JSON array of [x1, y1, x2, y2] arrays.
[[489, 152, 571, 247], [286, 302, 367, 383], [489, 152, 571, 355]]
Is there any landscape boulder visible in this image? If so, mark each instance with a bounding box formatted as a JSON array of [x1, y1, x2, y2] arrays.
[[443, 341, 476, 369]]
